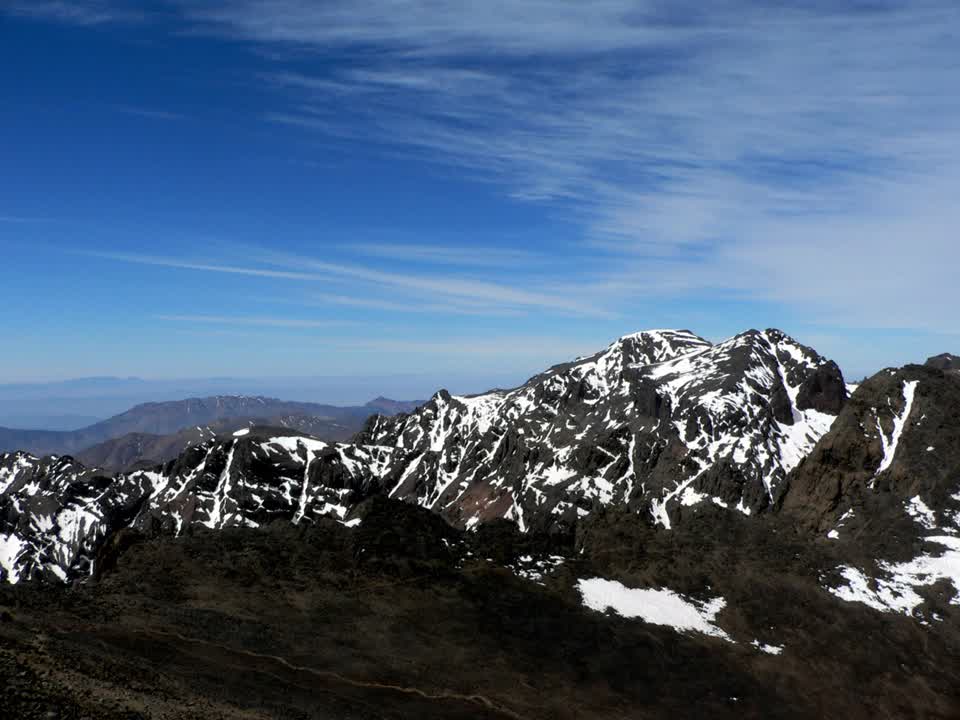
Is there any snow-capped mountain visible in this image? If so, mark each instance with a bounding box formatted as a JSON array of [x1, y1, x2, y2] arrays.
[[359, 328, 845, 530], [1, 327, 854, 584]]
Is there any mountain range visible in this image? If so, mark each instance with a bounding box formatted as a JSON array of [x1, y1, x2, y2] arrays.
[[1, 328, 958, 719], [0, 395, 422, 469]]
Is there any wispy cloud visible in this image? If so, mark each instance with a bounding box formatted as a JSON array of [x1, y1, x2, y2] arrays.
[[258, 249, 611, 317], [343, 243, 542, 268], [4, 1, 146, 25], [304, 293, 527, 317], [90, 249, 612, 317], [85, 251, 320, 280], [322, 336, 600, 359], [155, 314, 349, 329], [183, 0, 960, 332], [114, 105, 186, 121], [183, 1, 698, 56]]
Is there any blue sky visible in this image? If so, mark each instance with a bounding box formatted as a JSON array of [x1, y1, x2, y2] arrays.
[[1, 0, 958, 393]]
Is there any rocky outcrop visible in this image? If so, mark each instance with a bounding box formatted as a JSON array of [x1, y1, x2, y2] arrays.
[[779, 364, 960, 535], [926, 353, 960, 371]]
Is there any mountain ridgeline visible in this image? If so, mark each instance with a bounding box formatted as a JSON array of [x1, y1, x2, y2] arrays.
[[0, 326, 924, 582]]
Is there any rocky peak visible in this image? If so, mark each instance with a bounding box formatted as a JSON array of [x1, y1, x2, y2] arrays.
[[926, 353, 960, 371]]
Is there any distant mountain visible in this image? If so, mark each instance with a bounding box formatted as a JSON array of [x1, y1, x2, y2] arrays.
[[0, 373, 500, 427], [363, 396, 424, 415], [0, 395, 422, 460]]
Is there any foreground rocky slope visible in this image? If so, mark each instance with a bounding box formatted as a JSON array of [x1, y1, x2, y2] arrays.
[[1, 497, 958, 719]]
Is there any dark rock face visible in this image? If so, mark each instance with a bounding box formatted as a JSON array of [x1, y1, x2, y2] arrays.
[[779, 364, 960, 534], [926, 353, 960, 371], [796, 360, 847, 414]]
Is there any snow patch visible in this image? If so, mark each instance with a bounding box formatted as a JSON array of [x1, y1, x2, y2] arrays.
[[874, 380, 919, 479], [828, 535, 960, 616], [0, 533, 27, 584], [905, 496, 937, 530], [510, 554, 565, 584], [577, 578, 732, 641], [751, 640, 784, 655]]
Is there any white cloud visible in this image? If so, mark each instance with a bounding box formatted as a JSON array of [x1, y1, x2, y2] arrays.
[[184, 0, 692, 56], [38, 2, 960, 338], [264, 251, 611, 317], [197, 0, 960, 332]]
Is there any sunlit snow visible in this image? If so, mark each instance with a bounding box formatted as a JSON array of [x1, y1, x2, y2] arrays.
[[0, 532, 27, 584], [577, 578, 732, 641], [905, 496, 937, 530], [874, 380, 918, 479], [829, 536, 960, 616], [751, 640, 784, 655]]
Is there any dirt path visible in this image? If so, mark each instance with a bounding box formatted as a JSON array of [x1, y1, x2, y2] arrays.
[[65, 623, 533, 720]]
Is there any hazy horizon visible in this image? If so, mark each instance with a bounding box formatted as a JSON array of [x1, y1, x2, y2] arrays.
[[0, 324, 942, 430]]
